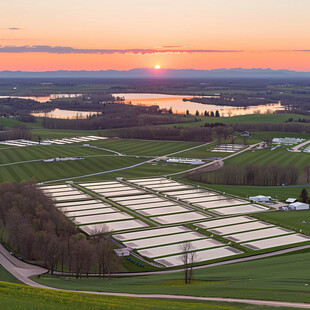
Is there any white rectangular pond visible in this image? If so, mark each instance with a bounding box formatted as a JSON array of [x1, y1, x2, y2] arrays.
[[195, 216, 255, 229], [209, 221, 274, 235], [122, 201, 177, 210], [56, 199, 102, 207], [113, 226, 190, 241], [151, 212, 208, 225], [66, 207, 117, 218], [42, 187, 75, 193], [45, 190, 82, 197], [138, 206, 191, 217], [196, 199, 248, 209], [80, 181, 119, 187], [52, 194, 89, 201], [175, 193, 216, 199], [113, 194, 155, 202], [123, 231, 205, 249], [80, 219, 148, 234], [157, 185, 193, 191], [105, 189, 144, 197], [129, 178, 167, 183], [242, 234, 310, 250], [138, 238, 224, 259], [116, 197, 165, 206], [155, 246, 242, 267], [210, 204, 269, 215], [226, 227, 294, 243], [93, 186, 134, 193], [185, 195, 227, 203], [73, 212, 132, 225], [58, 203, 110, 212]]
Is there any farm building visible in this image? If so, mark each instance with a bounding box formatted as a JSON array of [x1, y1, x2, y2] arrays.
[[114, 248, 131, 257], [289, 202, 310, 211], [286, 198, 297, 203], [249, 195, 271, 203]]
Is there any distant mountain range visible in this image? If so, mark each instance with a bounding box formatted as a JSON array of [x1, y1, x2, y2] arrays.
[[1, 68, 310, 79]]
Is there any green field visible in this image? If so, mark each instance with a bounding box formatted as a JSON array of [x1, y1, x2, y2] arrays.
[[0, 265, 21, 284], [200, 183, 310, 201], [256, 211, 310, 235], [86, 139, 201, 156], [224, 148, 309, 177], [164, 113, 310, 128], [35, 248, 310, 303], [0, 282, 272, 310]]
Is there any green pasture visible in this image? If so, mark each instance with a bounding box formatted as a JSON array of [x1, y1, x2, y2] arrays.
[[35, 248, 310, 303], [224, 148, 309, 176], [0, 145, 114, 164], [202, 183, 310, 201], [256, 211, 310, 235]]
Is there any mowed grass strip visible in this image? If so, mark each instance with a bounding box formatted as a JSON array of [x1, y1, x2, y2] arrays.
[[0, 145, 113, 165], [35, 249, 310, 303], [225, 148, 310, 175], [0, 156, 144, 183], [0, 265, 21, 284], [86, 139, 201, 156], [0, 281, 272, 310]]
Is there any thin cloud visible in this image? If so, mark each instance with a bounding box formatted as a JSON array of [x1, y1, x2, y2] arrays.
[[0, 28, 21, 30], [0, 45, 242, 54]]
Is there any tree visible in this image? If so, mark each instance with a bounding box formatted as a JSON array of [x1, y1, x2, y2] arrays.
[[204, 111, 209, 117], [180, 242, 197, 284], [186, 110, 190, 116], [210, 111, 215, 117], [300, 188, 309, 203], [215, 110, 220, 117], [195, 110, 199, 116]]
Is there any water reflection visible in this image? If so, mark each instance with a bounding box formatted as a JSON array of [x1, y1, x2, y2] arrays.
[[31, 109, 99, 119], [112, 93, 283, 116]]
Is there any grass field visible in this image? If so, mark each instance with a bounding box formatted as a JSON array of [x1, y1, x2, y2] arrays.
[[224, 148, 309, 177], [0, 265, 21, 284], [34, 248, 310, 303], [164, 113, 310, 128], [86, 139, 201, 156], [0, 145, 114, 164], [0, 282, 272, 310], [199, 183, 310, 201], [252, 131, 310, 140], [256, 211, 310, 235], [0, 156, 145, 183]]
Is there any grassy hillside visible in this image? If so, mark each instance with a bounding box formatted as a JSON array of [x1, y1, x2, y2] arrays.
[[0, 281, 273, 310], [0, 265, 21, 284], [35, 248, 310, 303]]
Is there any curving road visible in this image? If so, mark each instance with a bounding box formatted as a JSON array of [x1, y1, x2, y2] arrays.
[[1, 242, 310, 308]]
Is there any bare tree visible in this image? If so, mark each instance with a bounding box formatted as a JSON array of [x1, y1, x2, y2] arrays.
[[180, 242, 197, 284]]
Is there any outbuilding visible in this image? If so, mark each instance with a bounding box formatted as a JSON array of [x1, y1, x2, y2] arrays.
[[286, 198, 297, 204], [114, 247, 131, 257], [289, 202, 309, 211], [249, 195, 271, 203]]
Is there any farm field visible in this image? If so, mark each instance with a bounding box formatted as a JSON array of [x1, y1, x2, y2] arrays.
[[163, 113, 310, 127], [224, 148, 310, 176], [256, 211, 310, 236], [196, 183, 310, 202], [85, 139, 202, 156], [0, 156, 145, 183], [0, 145, 114, 164], [30, 129, 107, 139], [35, 248, 310, 303], [0, 282, 264, 310]]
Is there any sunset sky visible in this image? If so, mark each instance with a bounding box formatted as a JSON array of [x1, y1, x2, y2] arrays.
[[1, 0, 310, 71]]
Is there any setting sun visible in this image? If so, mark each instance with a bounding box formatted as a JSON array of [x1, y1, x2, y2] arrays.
[[154, 65, 161, 70]]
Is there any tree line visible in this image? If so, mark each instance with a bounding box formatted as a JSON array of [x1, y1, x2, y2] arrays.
[[188, 163, 299, 186], [0, 180, 119, 278]]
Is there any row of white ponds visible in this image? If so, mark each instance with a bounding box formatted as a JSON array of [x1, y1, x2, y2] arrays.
[[40, 177, 310, 267]]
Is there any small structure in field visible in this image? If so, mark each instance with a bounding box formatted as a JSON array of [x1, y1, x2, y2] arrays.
[[286, 198, 297, 204], [249, 195, 271, 203], [114, 247, 131, 257]]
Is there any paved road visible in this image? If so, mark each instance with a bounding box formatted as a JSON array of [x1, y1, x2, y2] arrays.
[[290, 139, 310, 152], [1, 241, 310, 308]]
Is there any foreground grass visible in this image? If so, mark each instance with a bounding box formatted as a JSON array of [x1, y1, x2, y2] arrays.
[[0, 281, 280, 310], [35, 249, 310, 303], [0, 265, 21, 284]]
